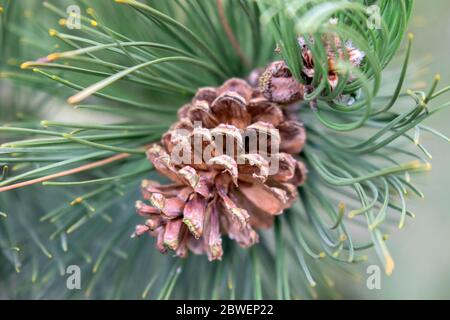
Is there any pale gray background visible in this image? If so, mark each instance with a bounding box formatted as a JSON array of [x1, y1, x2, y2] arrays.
[[349, 0, 450, 299]]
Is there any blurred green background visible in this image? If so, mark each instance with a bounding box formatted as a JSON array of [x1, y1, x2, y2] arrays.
[[348, 0, 450, 299]]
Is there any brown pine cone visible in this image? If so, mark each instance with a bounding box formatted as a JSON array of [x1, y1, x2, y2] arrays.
[[133, 78, 307, 261]]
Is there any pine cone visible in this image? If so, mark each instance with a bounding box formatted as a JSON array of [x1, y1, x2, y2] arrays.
[[134, 78, 307, 261], [299, 35, 365, 88], [261, 35, 365, 104]]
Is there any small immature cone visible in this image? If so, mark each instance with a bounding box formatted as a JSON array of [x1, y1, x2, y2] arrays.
[[135, 78, 307, 260], [260, 60, 306, 104], [261, 35, 365, 105]]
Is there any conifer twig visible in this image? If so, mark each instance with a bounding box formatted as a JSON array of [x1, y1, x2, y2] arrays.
[[216, 0, 251, 68], [0, 153, 130, 193]]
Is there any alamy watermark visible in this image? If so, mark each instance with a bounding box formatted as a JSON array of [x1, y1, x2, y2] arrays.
[[366, 5, 382, 30], [366, 265, 381, 290], [66, 5, 81, 30], [66, 265, 81, 290]]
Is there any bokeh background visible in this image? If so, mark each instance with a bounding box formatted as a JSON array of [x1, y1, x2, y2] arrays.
[[347, 0, 450, 299]]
